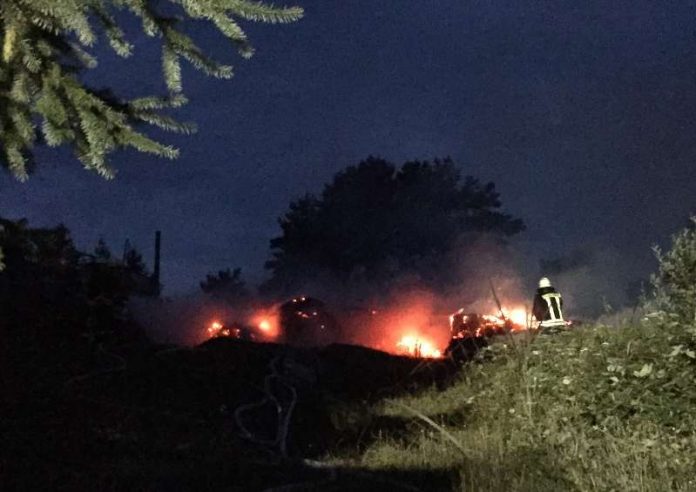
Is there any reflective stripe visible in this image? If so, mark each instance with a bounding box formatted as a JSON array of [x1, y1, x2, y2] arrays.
[[541, 293, 564, 321]]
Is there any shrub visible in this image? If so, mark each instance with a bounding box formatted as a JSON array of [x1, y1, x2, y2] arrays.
[[651, 217, 696, 323]]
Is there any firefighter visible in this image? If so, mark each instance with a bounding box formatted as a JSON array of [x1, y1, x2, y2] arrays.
[[532, 277, 566, 329]]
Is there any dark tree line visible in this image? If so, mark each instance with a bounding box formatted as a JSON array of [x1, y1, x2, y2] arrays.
[[0, 217, 159, 432], [0, 218, 153, 346], [258, 156, 524, 296]]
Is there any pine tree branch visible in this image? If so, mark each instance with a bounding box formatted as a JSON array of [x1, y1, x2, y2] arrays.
[[0, 0, 304, 180]]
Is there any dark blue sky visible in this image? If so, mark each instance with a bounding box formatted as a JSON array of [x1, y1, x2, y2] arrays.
[[1, 0, 695, 294]]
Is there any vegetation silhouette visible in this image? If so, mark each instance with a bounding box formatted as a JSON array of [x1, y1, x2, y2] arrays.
[[0, 217, 151, 385], [263, 156, 524, 296], [200, 267, 250, 306], [0, 0, 303, 180]]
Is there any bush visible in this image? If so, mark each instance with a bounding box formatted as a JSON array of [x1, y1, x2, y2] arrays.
[[651, 217, 696, 323]]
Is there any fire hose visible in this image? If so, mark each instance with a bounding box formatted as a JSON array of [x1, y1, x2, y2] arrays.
[[233, 355, 297, 458]]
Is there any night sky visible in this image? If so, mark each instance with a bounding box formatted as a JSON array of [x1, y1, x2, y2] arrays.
[[1, 0, 695, 294]]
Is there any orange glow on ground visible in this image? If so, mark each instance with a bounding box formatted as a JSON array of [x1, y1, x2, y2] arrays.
[[344, 292, 449, 358]]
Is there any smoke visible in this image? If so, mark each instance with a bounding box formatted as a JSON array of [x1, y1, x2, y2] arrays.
[[439, 234, 531, 309], [248, 234, 534, 353], [266, 235, 644, 331], [154, 234, 527, 349], [129, 234, 643, 350], [539, 246, 640, 319], [267, 234, 529, 305], [127, 293, 271, 345], [332, 288, 443, 352]]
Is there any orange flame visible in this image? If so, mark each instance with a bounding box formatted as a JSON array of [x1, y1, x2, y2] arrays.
[[396, 334, 442, 358], [503, 307, 528, 328], [208, 320, 223, 336], [250, 310, 280, 340]]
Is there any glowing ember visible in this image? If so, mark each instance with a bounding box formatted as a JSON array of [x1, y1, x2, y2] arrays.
[[449, 304, 530, 340], [208, 320, 223, 336], [258, 319, 271, 332], [396, 334, 442, 359], [481, 314, 506, 325], [206, 320, 239, 339], [250, 310, 280, 339], [205, 307, 282, 342]]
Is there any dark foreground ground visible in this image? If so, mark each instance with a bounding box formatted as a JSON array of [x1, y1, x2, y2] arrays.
[[1, 336, 466, 491]]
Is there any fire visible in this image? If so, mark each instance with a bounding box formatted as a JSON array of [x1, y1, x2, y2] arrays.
[[258, 319, 271, 332], [250, 310, 280, 339], [201, 289, 530, 357], [449, 304, 530, 341], [204, 307, 281, 341], [208, 320, 223, 336], [396, 334, 442, 358], [501, 307, 529, 329]]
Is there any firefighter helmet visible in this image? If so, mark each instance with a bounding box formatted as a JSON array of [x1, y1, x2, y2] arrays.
[[538, 277, 552, 289]]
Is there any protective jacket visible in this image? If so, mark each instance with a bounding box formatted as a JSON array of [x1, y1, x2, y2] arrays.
[[532, 286, 565, 328]]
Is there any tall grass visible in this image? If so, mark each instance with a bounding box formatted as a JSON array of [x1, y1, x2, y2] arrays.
[[329, 316, 696, 491]]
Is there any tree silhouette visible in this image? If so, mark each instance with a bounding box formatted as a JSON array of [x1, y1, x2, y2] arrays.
[[0, 217, 141, 340], [0, 218, 79, 274], [200, 267, 249, 305], [263, 156, 525, 294], [94, 238, 112, 261], [123, 245, 147, 276]]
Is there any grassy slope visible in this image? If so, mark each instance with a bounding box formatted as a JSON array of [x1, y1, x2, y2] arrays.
[[331, 316, 696, 491]]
